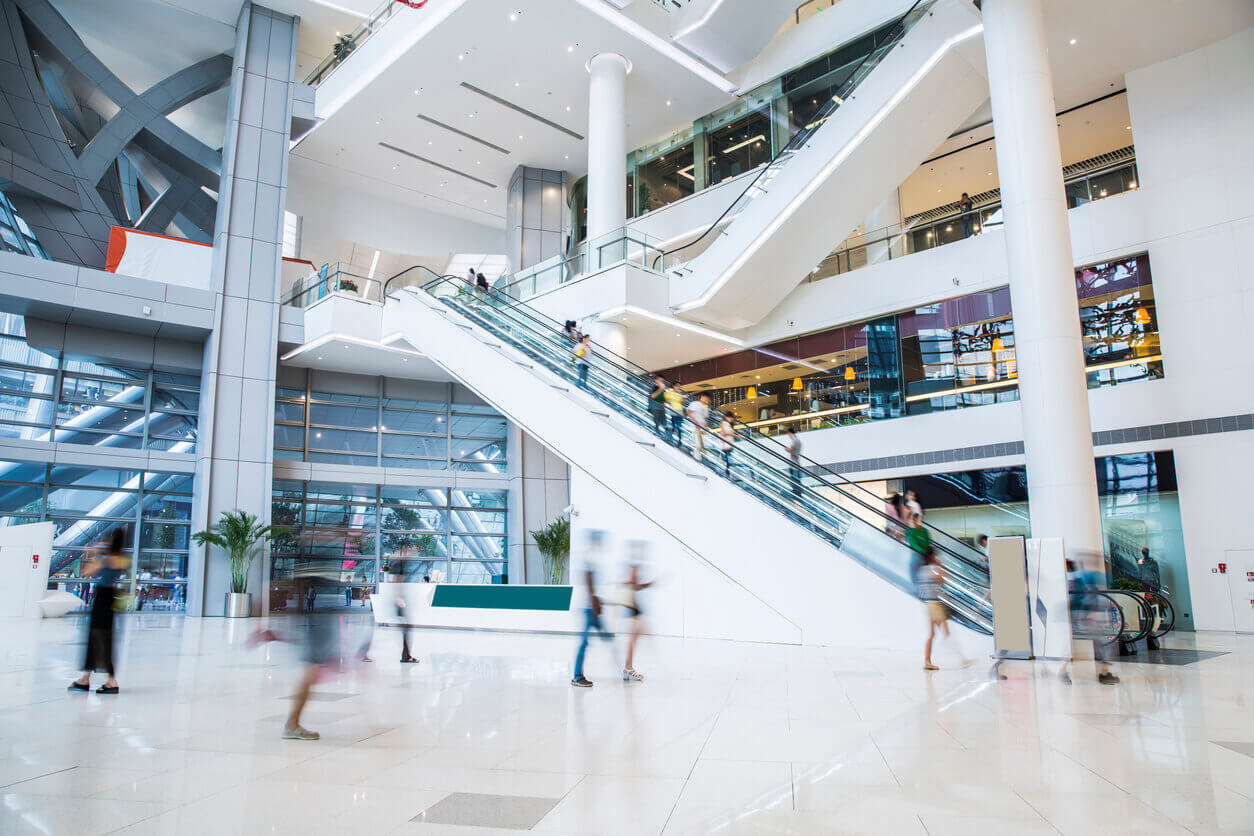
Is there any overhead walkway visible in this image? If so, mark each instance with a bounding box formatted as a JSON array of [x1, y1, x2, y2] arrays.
[[384, 269, 993, 647], [660, 0, 987, 329]]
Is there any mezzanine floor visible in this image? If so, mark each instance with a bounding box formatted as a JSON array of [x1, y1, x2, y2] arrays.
[[0, 614, 1251, 835]]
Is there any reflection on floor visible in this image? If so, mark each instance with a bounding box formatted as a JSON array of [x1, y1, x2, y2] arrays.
[[1, 614, 1252, 835]]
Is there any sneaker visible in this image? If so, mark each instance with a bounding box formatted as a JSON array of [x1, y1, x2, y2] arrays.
[[282, 725, 320, 741], [622, 668, 643, 682], [571, 676, 593, 688], [1097, 672, 1120, 685]]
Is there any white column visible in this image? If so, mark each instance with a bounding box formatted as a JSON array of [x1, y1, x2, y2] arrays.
[[586, 53, 630, 243], [589, 320, 627, 360], [864, 189, 902, 265], [983, 0, 1103, 556]]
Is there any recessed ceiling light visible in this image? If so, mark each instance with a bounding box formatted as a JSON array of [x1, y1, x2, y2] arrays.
[[476, 160, 480, 165], [316, 356, 322, 360], [567, 45, 574, 52], [565, 105, 571, 111], [468, 113, 474, 118], [509, 12, 517, 20], [374, 119, 381, 125], [428, 140, 433, 145], [937, 188, 942, 192], [1125, 125, 1131, 130], [987, 171, 992, 175], [518, 135, 523, 140], [403, 357, 408, 362], [514, 81, 520, 87], [1069, 38, 1077, 45], [564, 154, 569, 159], [458, 53, 465, 60], [665, 100, 672, 106], [413, 89, 420, 94]]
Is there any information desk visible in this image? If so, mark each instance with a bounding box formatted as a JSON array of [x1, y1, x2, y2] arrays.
[[372, 583, 579, 633]]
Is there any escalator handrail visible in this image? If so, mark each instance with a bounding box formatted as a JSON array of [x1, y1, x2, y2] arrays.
[[649, 0, 931, 272], [400, 268, 989, 587], [1105, 589, 1152, 644]]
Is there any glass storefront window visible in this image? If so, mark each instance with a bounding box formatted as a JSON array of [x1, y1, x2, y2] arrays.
[[884, 451, 1194, 630], [661, 255, 1161, 436], [270, 481, 510, 606], [707, 109, 771, 187], [0, 460, 192, 611], [637, 143, 695, 214]]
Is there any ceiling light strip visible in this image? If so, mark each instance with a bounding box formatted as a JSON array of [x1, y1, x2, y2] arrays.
[[378, 142, 497, 187], [721, 134, 766, 154], [746, 404, 870, 428], [417, 114, 511, 154], [674, 21, 984, 314], [671, 0, 726, 41], [597, 305, 744, 346], [281, 332, 427, 362], [459, 83, 584, 140], [568, 0, 737, 94]]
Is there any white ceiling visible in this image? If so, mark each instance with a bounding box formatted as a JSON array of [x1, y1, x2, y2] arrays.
[[290, 0, 738, 228]]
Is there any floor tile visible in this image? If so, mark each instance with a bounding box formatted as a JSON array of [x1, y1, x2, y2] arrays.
[[412, 791, 562, 829]]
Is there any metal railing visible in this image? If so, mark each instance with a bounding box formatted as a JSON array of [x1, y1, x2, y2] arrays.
[[304, 0, 413, 86], [653, 0, 934, 272], [495, 227, 665, 301], [400, 268, 993, 633], [809, 157, 1140, 282]]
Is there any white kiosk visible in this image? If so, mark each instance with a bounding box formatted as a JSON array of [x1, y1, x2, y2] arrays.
[[0, 522, 56, 619]]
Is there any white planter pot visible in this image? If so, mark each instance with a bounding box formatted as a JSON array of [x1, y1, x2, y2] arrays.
[[224, 592, 252, 618]]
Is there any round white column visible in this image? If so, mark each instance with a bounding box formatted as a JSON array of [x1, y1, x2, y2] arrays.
[[983, 0, 1103, 555], [863, 189, 902, 266], [586, 53, 631, 243]]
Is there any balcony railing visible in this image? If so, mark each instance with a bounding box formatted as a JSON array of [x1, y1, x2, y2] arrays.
[[808, 157, 1140, 282], [304, 0, 412, 86]]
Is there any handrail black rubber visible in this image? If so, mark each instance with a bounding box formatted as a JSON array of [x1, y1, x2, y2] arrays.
[[649, 0, 930, 272]]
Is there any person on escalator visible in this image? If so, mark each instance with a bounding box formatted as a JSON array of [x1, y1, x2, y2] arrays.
[[664, 383, 685, 447], [476, 271, 490, 299], [785, 430, 804, 498], [686, 392, 711, 462], [649, 376, 668, 436], [718, 416, 738, 478], [573, 335, 591, 389], [886, 493, 907, 541]]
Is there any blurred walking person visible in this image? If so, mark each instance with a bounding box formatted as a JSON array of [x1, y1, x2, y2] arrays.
[[572, 530, 614, 688], [648, 376, 668, 437], [886, 493, 907, 541], [785, 429, 804, 498], [1066, 556, 1120, 685], [686, 392, 711, 462], [285, 570, 341, 740], [916, 549, 970, 671], [664, 383, 685, 447], [68, 528, 129, 695], [573, 334, 591, 389], [621, 541, 654, 682], [718, 416, 738, 478]]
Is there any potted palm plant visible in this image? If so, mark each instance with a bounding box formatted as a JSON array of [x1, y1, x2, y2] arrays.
[[192, 510, 281, 618], [531, 514, 570, 585]]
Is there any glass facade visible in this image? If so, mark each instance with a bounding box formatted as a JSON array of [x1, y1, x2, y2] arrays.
[[270, 479, 509, 609], [663, 254, 1160, 436], [883, 451, 1193, 630], [602, 16, 904, 229], [0, 314, 200, 451], [0, 459, 193, 610], [0, 191, 49, 259], [274, 374, 507, 472]]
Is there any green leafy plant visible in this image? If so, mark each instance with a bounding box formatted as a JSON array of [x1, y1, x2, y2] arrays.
[[192, 510, 281, 595], [531, 514, 570, 585], [332, 34, 356, 63], [337, 278, 359, 293]]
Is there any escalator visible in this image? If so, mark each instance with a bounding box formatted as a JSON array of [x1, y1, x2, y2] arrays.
[[383, 268, 993, 645], [659, 0, 987, 329]]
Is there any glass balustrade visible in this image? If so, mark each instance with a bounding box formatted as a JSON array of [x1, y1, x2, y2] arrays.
[[654, 0, 937, 272], [406, 269, 992, 633]]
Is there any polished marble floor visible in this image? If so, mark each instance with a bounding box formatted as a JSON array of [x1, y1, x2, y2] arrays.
[[1, 614, 1252, 835]]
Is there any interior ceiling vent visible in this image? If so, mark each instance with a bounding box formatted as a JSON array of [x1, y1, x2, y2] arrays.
[[417, 114, 510, 155], [460, 82, 584, 140], [696, 382, 714, 388], [378, 142, 496, 188], [782, 364, 799, 370]]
